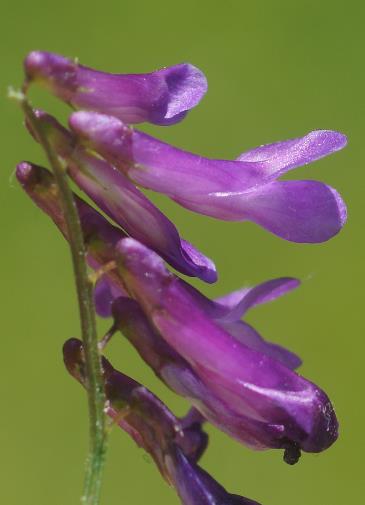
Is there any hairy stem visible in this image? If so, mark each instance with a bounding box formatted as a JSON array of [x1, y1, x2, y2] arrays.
[[17, 92, 107, 505]]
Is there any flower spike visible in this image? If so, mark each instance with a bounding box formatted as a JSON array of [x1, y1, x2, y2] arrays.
[[24, 51, 207, 125], [70, 111, 347, 243]]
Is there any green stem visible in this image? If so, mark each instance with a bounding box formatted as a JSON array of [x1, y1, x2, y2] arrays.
[[17, 92, 107, 505]]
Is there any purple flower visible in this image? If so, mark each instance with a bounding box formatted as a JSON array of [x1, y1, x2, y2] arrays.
[[24, 51, 207, 125], [113, 238, 338, 459], [63, 338, 261, 505], [25, 110, 217, 283], [69, 111, 347, 243], [110, 294, 304, 459]]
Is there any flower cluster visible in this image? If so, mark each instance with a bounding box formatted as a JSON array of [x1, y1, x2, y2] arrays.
[[18, 50, 347, 504]]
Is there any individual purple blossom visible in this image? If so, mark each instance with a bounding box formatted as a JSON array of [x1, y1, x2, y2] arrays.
[[24, 51, 207, 126], [69, 111, 347, 243], [110, 295, 305, 460], [63, 338, 261, 505], [25, 110, 217, 283], [113, 237, 338, 459]]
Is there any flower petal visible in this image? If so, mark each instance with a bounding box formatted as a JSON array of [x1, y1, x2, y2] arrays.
[[175, 180, 347, 243], [94, 276, 125, 318], [24, 51, 207, 125], [112, 296, 186, 377], [236, 130, 347, 179], [166, 449, 261, 505], [219, 320, 302, 370], [215, 277, 300, 320]]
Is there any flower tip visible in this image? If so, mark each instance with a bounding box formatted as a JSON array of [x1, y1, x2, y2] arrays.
[[330, 186, 348, 229], [24, 51, 76, 100], [201, 266, 218, 284], [326, 130, 348, 151], [16, 161, 51, 191], [155, 62, 208, 125], [309, 184, 347, 243], [24, 51, 68, 80], [285, 277, 301, 290], [337, 132, 348, 149], [24, 51, 48, 77], [63, 338, 84, 381], [295, 390, 339, 454], [16, 161, 33, 185], [303, 129, 348, 157]]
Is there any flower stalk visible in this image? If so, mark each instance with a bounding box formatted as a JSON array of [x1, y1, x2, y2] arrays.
[[13, 90, 107, 505]]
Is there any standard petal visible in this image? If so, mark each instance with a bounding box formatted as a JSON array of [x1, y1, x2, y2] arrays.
[[219, 320, 302, 370], [215, 277, 300, 320], [237, 130, 347, 179], [24, 51, 207, 125]]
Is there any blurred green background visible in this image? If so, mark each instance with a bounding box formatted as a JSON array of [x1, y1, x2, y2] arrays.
[[1, 1, 363, 503]]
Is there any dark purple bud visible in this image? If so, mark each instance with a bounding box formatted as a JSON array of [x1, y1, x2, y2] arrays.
[[24, 51, 207, 125], [63, 339, 261, 504], [70, 110, 347, 243], [15, 161, 128, 298]]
